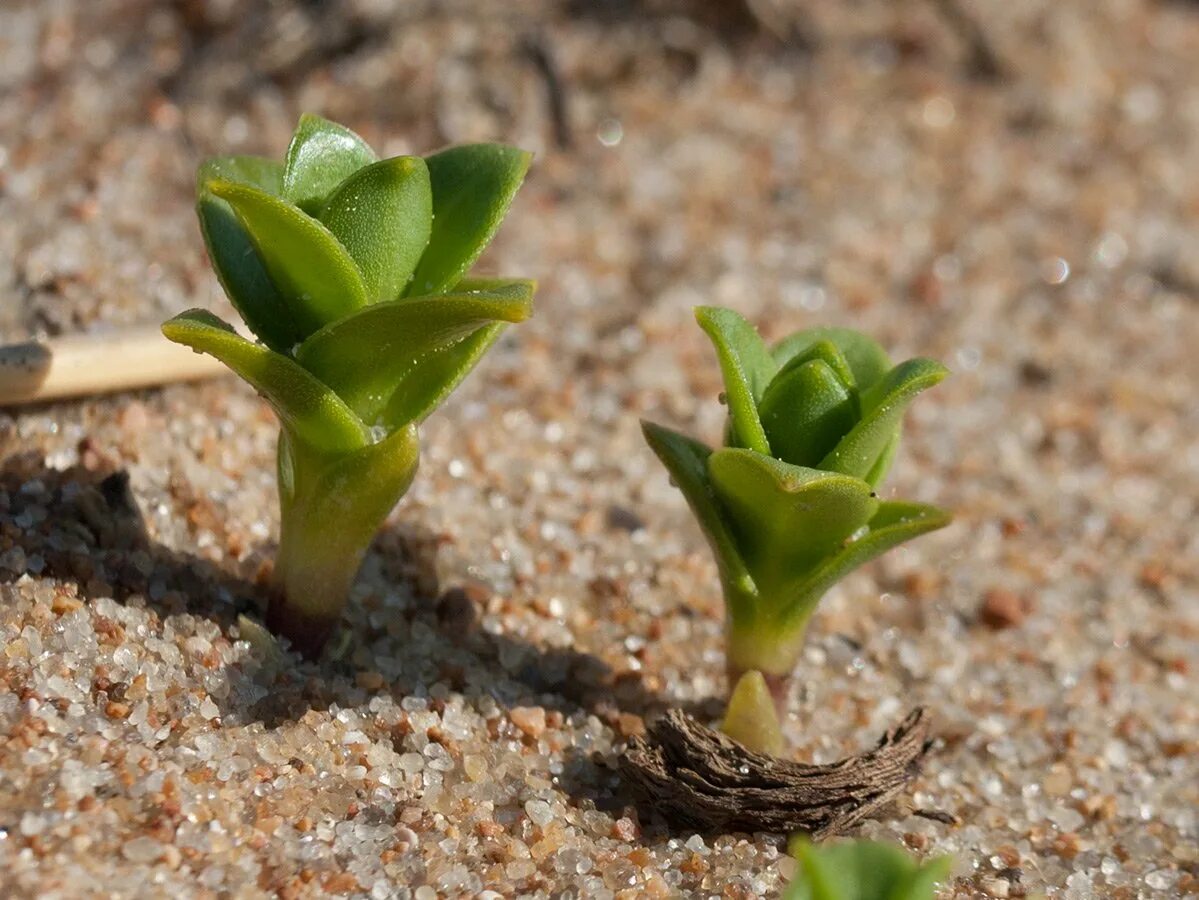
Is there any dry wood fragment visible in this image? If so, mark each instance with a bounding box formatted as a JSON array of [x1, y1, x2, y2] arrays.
[[619, 707, 933, 838], [0, 326, 228, 407]]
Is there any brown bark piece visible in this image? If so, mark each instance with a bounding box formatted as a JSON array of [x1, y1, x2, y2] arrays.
[[619, 707, 933, 839]]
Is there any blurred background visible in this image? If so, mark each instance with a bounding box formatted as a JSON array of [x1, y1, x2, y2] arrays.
[[0, 1, 1196, 896]]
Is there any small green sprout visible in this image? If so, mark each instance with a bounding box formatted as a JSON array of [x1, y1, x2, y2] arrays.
[[784, 838, 952, 900], [643, 307, 950, 752], [165, 114, 535, 655]]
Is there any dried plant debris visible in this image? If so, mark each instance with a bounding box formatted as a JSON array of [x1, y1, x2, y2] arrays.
[[619, 708, 933, 838]]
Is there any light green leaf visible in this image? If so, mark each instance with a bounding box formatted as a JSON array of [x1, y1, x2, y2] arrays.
[[784, 839, 951, 900], [381, 321, 505, 429], [161, 309, 367, 455], [776, 501, 951, 629], [207, 180, 369, 338], [863, 428, 901, 489], [197, 155, 284, 196], [758, 358, 857, 468], [283, 113, 378, 214], [407, 144, 532, 296], [773, 327, 892, 391], [318, 156, 432, 304], [819, 358, 948, 480], [640, 421, 756, 615], [195, 157, 293, 350], [694, 306, 776, 455], [295, 279, 534, 423], [708, 449, 877, 595]]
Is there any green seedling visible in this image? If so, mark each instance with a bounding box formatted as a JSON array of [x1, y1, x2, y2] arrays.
[[643, 308, 949, 752], [784, 838, 952, 900], [165, 114, 535, 655]]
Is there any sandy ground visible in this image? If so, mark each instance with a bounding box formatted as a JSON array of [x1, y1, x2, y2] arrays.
[[1, 1, 1196, 897]]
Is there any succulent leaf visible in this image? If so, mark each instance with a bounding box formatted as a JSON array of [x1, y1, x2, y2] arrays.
[[207, 180, 369, 338], [640, 422, 757, 615], [196, 169, 299, 352], [408, 144, 533, 296], [775, 500, 951, 629], [758, 358, 858, 468], [694, 306, 777, 455], [295, 279, 534, 424], [784, 839, 951, 900], [381, 321, 506, 430], [318, 156, 432, 304], [197, 155, 284, 195], [773, 327, 892, 392], [707, 449, 878, 588], [819, 358, 949, 480], [379, 276, 533, 429], [161, 309, 367, 455], [283, 113, 377, 214]]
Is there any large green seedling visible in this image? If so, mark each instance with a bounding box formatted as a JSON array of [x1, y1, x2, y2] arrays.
[[643, 308, 950, 752], [165, 114, 535, 655]]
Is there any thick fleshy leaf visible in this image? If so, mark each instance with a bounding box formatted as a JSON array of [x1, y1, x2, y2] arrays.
[[162, 309, 367, 455], [207, 180, 368, 338], [784, 839, 950, 900], [721, 671, 783, 756], [197, 155, 284, 195], [195, 157, 296, 351], [694, 306, 776, 455], [379, 277, 536, 428], [640, 421, 756, 615], [407, 144, 532, 296], [381, 321, 505, 429], [283, 113, 378, 214], [708, 449, 877, 593], [318, 156, 432, 304], [295, 279, 534, 423], [773, 327, 892, 391], [758, 358, 857, 468], [775, 500, 951, 629], [819, 358, 949, 480], [863, 428, 901, 489]]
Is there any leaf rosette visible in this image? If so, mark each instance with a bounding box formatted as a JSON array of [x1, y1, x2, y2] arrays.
[[165, 115, 535, 653], [643, 308, 950, 750]]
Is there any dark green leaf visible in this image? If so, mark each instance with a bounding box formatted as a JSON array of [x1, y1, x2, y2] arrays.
[[407, 144, 532, 296], [694, 306, 776, 455], [162, 309, 367, 455], [640, 421, 756, 615], [319, 156, 432, 304], [195, 199, 296, 353], [776, 500, 951, 629], [758, 358, 858, 468], [195, 157, 297, 351], [295, 279, 534, 423], [819, 358, 948, 480], [283, 113, 377, 214], [773, 327, 892, 391], [207, 180, 368, 338], [707, 449, 877, 595]]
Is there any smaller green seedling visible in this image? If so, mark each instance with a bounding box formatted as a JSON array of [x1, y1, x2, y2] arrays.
[[165, 114, 535, 655], [783, 838, 952, 900], [643, 308, 950, 752]]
